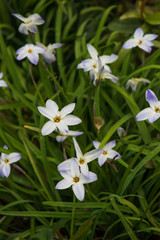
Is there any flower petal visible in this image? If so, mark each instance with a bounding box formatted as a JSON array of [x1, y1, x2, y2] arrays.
[[80, 171, 97, 184], [37, 106, 54, 120], [84, 149, 103, 163], [138, 43, 151, 53], [148, 112, 160, 123], [87, 44, 98, 59], [58, 159, 72, 172], [93, 140, 100, 149], [143, 34, 158, 41], [146, 89, 158, 108], [73, 138, 83, 159], [61, 103, 75, 117], [8, 153, 21, 163], [45, 100, 58, 116], [44, 53, 56, 63], [27, 24, 38, 34], [67, 130, 83, 137], [55, 178, 73, 190], [29, 14, 45, 25], [100, 54, 118, 64], [98, 155, 107, 166], [56, 121, 69, 133], [2, 164, 11, 178], [41, 121, 56, 135], [106, 150, 121, 160], [18, 23, 28, 34], [123, 39, 137, 49], [70, 158, 80, 178], [0, 80, 8, 87], [56, 135, 67, 142], [27, 53, 39, 65], [51, 43, 63, 49], [12, 13, 26, 22], [72, 182, 85, 201], [80, 163, 89, 177], [104, 140, 116, 151], [63, 115, 82, 126], [134, 27, 144, 40], [136, 107, 153, 121], [0, 72, 3, 79]]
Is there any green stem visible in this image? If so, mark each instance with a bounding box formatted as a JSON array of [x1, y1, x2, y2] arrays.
[[70, 194, 76, 240]]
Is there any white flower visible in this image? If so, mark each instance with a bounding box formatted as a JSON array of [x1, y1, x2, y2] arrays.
[[0, 145, 21, 178], [55, 158, 97, 201], [16, 44, 46, 65], [37, 100, 82, 136], [56, 130, 83, 142], [12, 13, 44, 35], [58, 138, 103, 176], [123, 27, 158, 53], [36, 42, 63, 64], [136, 89, 160, 123], [90, 57, 118, 86], [77, 44, 118, 73], [126, 77, 150, 92], [117, 127, 126, 138], [93, 140, 121, 166], [0, 72, 8, 87]]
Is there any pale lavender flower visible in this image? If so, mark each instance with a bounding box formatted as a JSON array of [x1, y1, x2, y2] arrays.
[[126, 77, 150, 92], [55, 158, 97, 201], [36, 42, 63, 63], [37, 100, 81, 136], [93, 140, 121, 166], [117, 127, 126, 138], [12, 13, 44, 35], [0, 72, 8, 87], [123, 27, 158, 53], [58, 138, 103, 176], [0, 145, 21, 178], [136, 89, 160, 123], [16, 44, 46, 65]]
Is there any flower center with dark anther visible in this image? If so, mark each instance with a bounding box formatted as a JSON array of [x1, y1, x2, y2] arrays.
[[93, 64, 97, 68], [155, 107, 160, 113], [138, 40, 142, 45], [103, 151, 107, 155], [54, 116, 61, 122], [25, 20, 32, 24], [73, 177, 79, 183], [28, 49, 32, 53], [79, 159, 85, 164], [5, 159, 9, 163]]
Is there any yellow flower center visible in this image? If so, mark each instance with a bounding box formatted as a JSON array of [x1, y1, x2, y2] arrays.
[[155, 107, 160, 113], [93, 64, 97, 68], [132, 78, 139, 82], [73, 177, 79, 183], [138, 40, 142, 45], [28, 49, 32, 53], [54, 116, 61, 122], [79, 159, 85, 164], [25, 20, 32, 24], [103, 151, 107, 155], [5, 159, 9, 163]]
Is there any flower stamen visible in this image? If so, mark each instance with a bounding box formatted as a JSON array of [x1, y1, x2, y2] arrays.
[[73, 177, 79, 183], [103, 151, 107, 155], [54, 116, 61, 122], [79, 159, 85, 164], [28, 49, 32, 53], [5, 159, 9, 163], [155, 107, 160, 113], [93, 64, 97, 68], [138, 40, 142, 45], [25, 20, 32, 24]]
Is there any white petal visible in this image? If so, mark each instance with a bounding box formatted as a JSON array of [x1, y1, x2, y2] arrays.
[[8, 153, 21, 163], [102, 72, 118, 83], [80, 171, 97, 184], [56, 135, 67, 142], [55, 178, 73, 190], [134, 27, 144, 40], [87, 44, 98, 59], [100, 54, 118, 64], [44, 53, 56, 63], [41, 121, 56, 135], [58, 159, 72, 172], [103, 65, 112, 73], [29, 14, 45, 25], [61, 103, 75, 117], [27, 24, 38, 34], [37, 106, 54, 120], [0, 72, 3, 79], [70, 158, 80, 178], [77, 62, 85, 69], [45, 100, 58, 116], [0, 80, 8, 87], [2, 164, 11, 178], [12, 13, 26, 22], [59, 170, 71, 179], [123, 39, 137, 49], [138, 44, 151, 53], [56, 121, 69, 133], [80, 163, 89, 177], [143, 34, 158, 41], [18, 23, 28, 34], [104, 140, 116, 151], [72, 182, 85, 201], [73, 138, 83, 159], [34, 46, 46, 54], [148, 112, 160, 123], [136, 107, 153, 121], [98, 155, 107, 166], [27, 53, 39, 65], [51, 43, 63, 49], [63, 115, 81, 126], [106, 150, 121, 159], [93, 140, 100, 149], [16, 50, 28, 60], [146, 89, 158, 108], [84, 149, 103, 163], [67, 130, 83, 137]]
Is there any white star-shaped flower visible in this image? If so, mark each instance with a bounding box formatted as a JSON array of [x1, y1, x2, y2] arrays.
[[16, 44, 46, 65], [123, 27, 158, 53], [93, 140, 121, 166], [37, 100, 82, 136], [136, 89, 160, 123], [0, 72, 8, 87], [55, 158, 97, 201], [12, 13, 44, 35], [77, 44, 118, 73], [36, 42, 63, 64], [58, 138, 103, 176], [0, 145, 21, 178], [126, 77, 150, 92]]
